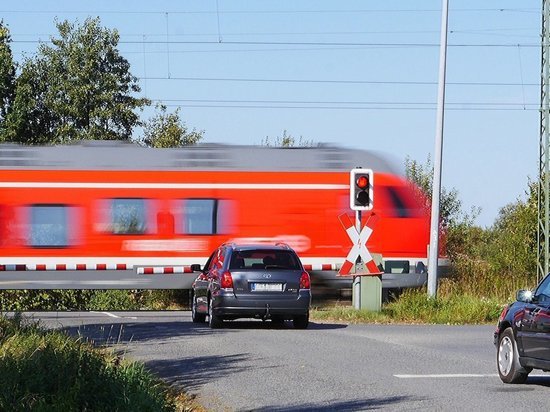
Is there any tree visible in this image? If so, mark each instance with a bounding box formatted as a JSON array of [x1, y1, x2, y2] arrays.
[[141, 104, 203, 148], [261, 130, 316, 147], [486, 180, 538, 278], [0, 21, 15, 130], [2, 57, 55, 144], [3, 17, 149, 144], [405, 155, 481, 262], [405, 154, 479, 229]]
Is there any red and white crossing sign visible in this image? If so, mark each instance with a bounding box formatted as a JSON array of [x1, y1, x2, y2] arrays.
[[338, 212, 382, 276]]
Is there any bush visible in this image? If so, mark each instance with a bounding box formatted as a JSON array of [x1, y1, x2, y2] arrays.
[[138, 290, 190, 310], [311, 288, 504, 324], [0, 315, 175, 411], [384, 289, 504, 324], [0, 290, 96, 311], [0, 289, 191, 312], [88, 290, 140, 311]]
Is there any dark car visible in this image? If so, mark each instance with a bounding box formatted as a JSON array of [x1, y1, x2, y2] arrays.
[[494, 273, 550, 383], [190, 243, 311, 329]]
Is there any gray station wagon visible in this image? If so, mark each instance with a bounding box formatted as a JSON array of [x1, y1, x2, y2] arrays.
[[191, 243, 311, 329]]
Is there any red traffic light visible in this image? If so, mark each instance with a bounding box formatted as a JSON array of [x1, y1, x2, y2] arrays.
[[356, 175, 369, 189], [350, 168, 373, 211]]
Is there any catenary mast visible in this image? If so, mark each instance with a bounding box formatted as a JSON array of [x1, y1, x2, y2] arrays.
[[539, 0, 550, 282]]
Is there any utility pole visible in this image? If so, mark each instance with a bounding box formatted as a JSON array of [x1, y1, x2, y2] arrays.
[[538, 0, 550, 283], [427, 0, 449, 297]]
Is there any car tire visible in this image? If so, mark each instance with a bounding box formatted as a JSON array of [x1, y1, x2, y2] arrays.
[[208, 297, 223, 329], [293, 312, 309, 329], [191, 293, 206, 323], [497, 327, 530, 384]]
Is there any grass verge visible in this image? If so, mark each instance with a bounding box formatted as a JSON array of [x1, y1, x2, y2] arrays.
[[311, 288, 505, 325], [0, 314, 204, 411]]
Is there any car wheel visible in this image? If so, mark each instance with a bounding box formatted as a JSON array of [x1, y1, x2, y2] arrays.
[[191, 293, 206, 323], [497, 327, 530, 384], [293, 312, 309, 329], [208, 297, 223, 329]]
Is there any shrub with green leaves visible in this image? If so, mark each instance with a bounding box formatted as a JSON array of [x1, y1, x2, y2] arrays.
[[88, 290, 140, 311], [0, 315, 175, 411], [312, 288, 504, 325]]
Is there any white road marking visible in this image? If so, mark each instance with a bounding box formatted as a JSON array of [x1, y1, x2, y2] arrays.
[[395, 374, 497, 379], [89, 311, 138, 320], [91, 311, 121, 318], [395, 373, 549, 379]]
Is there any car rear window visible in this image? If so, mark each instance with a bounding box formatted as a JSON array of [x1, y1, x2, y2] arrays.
[[230, 249, 301, 270]]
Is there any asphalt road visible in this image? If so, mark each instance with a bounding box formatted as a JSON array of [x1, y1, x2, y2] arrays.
[[30, 311, 550, 411]]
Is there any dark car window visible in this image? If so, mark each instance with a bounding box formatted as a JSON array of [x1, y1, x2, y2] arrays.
[[535, 275, 550, 302], [204, 254, 214, 271], [230, 249, 300, 270], [208, 248, 226, 270]]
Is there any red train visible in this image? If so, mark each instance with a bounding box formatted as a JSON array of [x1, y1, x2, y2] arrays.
[[0, 141, 448, 290]]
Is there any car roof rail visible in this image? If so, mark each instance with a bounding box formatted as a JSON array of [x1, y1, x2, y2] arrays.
[[220, 242, 237, 249], [275, 242, 291, 249]]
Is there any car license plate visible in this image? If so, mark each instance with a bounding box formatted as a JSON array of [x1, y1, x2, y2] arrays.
[[251, 283, 283, 292]]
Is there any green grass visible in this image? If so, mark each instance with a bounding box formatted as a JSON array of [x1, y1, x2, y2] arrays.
[[0, 314, 202, 412], [311, 288, 505, 325]]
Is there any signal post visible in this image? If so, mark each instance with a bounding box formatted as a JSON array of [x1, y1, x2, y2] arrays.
[[338, 168, 383, 312]]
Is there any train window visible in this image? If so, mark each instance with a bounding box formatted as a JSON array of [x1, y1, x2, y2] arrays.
[[379, 185, 425, 219], [385, 186, 411, 218], [29, 205, 69, 247], [111, 198, 147, 234], [0, 205, 13, 248], [183, 199, 217, 235]]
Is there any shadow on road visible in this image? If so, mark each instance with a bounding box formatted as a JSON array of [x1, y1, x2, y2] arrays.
[[59, 321, 224, 346], [252, 395, 423, 411], [492, 375, 550, 392], [309, 322, 348, 330], [57, 318, 347, 346], [145, 354, 253, 391], [218, 320, 348, 330]]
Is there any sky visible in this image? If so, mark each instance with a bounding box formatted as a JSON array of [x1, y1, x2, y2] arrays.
[[2, 0, 542, 227]]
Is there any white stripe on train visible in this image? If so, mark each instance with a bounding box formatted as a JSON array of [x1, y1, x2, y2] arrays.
[[0, 257, 430, 273], [0, 263, 345, 272], [0, 182, 348, 190]]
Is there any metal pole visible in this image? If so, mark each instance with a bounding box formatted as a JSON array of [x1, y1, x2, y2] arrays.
[[538, 0, 550, 283], [353, 210, 362, 309], [428, 0, 449, 297]]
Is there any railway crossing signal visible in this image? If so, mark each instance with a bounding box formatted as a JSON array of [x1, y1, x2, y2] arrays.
[[338, 212, 381, 276], [350, 168, 373, 211]]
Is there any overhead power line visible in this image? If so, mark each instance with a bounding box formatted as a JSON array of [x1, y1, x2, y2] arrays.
[[10, 39, 542, 48], [0, 8, 539, 15], [159, 103, 538, 111], [153, 98, 539, 107], [11, 28, 537, 39], [139, 75, 539, 87]]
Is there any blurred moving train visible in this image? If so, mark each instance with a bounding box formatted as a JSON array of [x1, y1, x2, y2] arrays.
[[0, 141, 448, 291]]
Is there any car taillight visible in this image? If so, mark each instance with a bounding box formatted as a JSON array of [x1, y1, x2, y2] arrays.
[[299, 271, 310, 290], [221, 271, 234, 289]]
